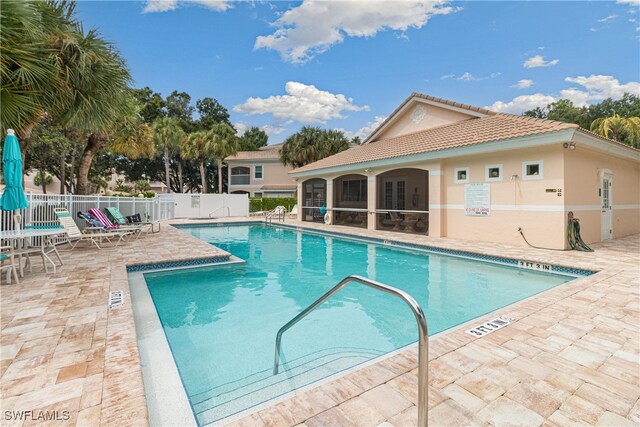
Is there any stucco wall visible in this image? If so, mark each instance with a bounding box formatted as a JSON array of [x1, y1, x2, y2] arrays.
[[227, 160, 296, 196], [440, 145, 567, 248], [375, 102, 475, 141], [564, 146, 640, 243]]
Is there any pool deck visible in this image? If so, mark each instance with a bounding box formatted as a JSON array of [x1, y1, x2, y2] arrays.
[[1, 218, 638, 426]]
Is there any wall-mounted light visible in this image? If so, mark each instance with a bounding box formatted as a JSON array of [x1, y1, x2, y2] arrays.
[[510, 174, 519, 181], [563, 142, 576, 150]]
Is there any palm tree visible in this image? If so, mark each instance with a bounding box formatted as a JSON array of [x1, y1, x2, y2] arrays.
[[208, 123, 238, 194], [153, 117, 185, 193], [1, 1, 70, 146], [183, 131, 214, 193], [590, 114, 640, 148], [110, 94, 154, 160], [280, 126, 349, 168]]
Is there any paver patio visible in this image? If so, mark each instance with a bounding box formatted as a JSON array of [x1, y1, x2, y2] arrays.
[[1, 219, 638, 426]]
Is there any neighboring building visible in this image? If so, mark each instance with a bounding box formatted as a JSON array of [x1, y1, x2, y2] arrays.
[[290, 93, 640, 249], [226, 143, 297, 198]]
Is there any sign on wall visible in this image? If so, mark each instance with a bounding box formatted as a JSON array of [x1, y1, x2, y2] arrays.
[[464, 183, 491, 216]]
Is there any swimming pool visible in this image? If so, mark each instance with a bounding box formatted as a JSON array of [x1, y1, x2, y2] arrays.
[[141, 224, 579, 425]]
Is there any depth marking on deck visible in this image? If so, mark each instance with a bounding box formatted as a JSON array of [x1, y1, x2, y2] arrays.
[[517, 260, 553, 272], [466, 316, 515, 337], [109, 290, 124, 309]]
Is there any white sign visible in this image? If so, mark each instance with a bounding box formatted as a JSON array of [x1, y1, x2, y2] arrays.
[[109, 290, 124, 309], [464, 183, 491, 216], [467, 316, 515, 337], [518, 260, 553, 272]]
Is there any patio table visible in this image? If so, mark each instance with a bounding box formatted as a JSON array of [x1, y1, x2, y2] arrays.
[[0, 228, 67, 274]]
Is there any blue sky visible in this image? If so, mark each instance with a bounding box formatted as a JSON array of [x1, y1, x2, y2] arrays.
[[76, 1, 640, 144]]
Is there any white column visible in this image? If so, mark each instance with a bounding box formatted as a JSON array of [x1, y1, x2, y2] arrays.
[[367, 175, 377, 230], [296, 181, 304, 223], [326, 178, 334, 212]]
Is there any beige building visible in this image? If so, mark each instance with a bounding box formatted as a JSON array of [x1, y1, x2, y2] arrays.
[[290, 93, 640, 249], [226, 143, 297, 198]]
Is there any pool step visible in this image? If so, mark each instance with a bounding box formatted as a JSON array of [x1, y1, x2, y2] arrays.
[[193, 347, 383, 426]]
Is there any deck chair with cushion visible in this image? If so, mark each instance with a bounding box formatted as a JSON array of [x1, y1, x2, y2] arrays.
[[55, 209, 132, 249], [104, 207, 154, 235], [88, 208, 147, 239]]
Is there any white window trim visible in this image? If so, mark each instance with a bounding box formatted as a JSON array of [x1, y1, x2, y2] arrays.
[[253, 164, 264, 181], [485, 164, 503, 182], [522, 160, 544, 180], [454, 167, 469, 184]]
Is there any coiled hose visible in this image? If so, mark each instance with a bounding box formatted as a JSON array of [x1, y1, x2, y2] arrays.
[[567, 211, 593, 252]]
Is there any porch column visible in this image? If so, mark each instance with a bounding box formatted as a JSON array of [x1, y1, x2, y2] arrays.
[[296, 181, 304, 223], [428, 169, 443, 237], [326, 178, 334, 213], [367, 174, 377, 230]]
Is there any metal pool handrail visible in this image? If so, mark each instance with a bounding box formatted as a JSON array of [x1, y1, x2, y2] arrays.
[[272, 274, 429, 427]]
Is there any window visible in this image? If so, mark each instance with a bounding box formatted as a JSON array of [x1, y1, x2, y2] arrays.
[[230, 167, 250, 185], [342, 179, 367, 202], [454, 167, 469, 184], [522, 160, 544, 180], [253, 165, 263, 180], [485, 164, 503, 182]]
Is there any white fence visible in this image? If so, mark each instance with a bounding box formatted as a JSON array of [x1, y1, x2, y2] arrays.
[[172, 193, 249, 218], [1, 193, 175, 232]]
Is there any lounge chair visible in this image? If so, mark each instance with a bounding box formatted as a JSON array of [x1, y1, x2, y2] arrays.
[[88, 208, 149, 238], [54, 208, 133, 249], [288, 205, 298, 219], [0, 246, 19, 284], [104, 207, 155, 234]]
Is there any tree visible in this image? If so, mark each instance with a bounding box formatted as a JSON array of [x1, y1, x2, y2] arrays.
[[280, 126, 349, 168], [524, 94, 640, 147], [110, 95, 155, 160], [238, 127, 268, 151], [34, 171, 53, 194], [166, 90, 195, 132], [196, 97, 231, 130], [153, 117, 185, 192], [0, 1, 57, 133], [183, 131, 214, 193], [132, 87, 166, 123], [590, 115, 640, 148], [208, 123, 239, 193]]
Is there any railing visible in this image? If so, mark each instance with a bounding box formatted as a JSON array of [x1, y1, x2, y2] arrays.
[[1, 193, 175, 234], [230, 175, 250, 185], [209, 206, 230, 218], [265, 206, 285, 224], [273, 275, 429, 427]]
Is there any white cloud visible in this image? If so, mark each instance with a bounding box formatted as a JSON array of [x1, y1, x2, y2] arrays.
[[234, 122, 287, 138], [513, 79, 534, 89], [563, 75, 640, 105], [457, 72, 477, 82], [617, 0, 639, 5], [523, 55, 559, 68], [487, 74, 640, 113], [255, 1, 458, 63], [598, 14, 618, 23], [143, 0, 233, 13], [338, 115, 388, 140], [233, 82, 368, 124], [261, 124, 286, 136], [440, 71, 500, 82], [487, 94, 557, 114]]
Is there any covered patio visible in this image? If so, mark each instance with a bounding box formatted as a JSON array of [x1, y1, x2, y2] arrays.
[[375, 168, 429, 235]]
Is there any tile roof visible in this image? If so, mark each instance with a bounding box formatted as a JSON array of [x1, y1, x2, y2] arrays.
[[292, 113, 578, 173], [227, 149, 281, 161]]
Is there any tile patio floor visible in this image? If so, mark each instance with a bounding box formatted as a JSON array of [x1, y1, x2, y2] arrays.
[[1, 219, 638, 427]]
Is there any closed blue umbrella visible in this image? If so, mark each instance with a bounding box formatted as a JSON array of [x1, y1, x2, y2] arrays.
[[1, 129, 29, 212]]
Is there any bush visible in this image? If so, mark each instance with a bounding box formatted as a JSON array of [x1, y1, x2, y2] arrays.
[[249, 197, 297, 213]]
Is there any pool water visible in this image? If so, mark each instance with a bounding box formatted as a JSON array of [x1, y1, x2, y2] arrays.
[[143, 224, 573, 425]]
